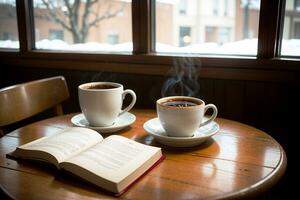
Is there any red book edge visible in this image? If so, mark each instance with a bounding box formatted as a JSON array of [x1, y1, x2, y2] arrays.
[[115, 154, 166, 197]]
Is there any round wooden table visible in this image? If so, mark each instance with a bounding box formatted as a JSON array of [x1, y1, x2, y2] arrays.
[[0, 109, 286, 200]]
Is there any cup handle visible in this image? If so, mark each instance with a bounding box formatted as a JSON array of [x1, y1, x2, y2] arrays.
[[200, 104, 218, 127], [119, 89, 137, 115]]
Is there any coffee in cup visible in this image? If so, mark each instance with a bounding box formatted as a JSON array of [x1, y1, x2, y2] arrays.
[[78, 82, 136, 127], [156, 96, 218, 137]]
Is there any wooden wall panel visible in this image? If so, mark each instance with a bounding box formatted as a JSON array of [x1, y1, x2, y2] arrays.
[[212, 80, 226, 118], [224, 80, 246, 121], [199, 79, 214, 105], [245, 82, 267, 129]]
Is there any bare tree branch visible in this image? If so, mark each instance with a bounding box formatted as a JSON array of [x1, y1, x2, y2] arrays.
[[72, 0, 81, 40], [88, 2, 125, 28], [39, 0, 126, 43], [81, 0, 93, 39], [41, 0, 72, 32], [62, 0, 72, 17]]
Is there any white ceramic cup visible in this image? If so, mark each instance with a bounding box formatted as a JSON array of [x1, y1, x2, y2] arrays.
[[78, 82, 136, 127], [156, 96, 218, 137]]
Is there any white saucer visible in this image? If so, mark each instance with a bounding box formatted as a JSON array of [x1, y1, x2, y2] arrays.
[[143, 118, 219, 147], [71, 112, 136, 133]]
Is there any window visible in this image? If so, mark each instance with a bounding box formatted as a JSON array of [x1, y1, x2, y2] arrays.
[[219, 27, 231, 44], [0, 0, 19, 49], [224, 0, 229, 16], [156, 0, 261, 55], [179, 0, 188, 15], [49, 29, 64, 40], [281, 0, 300, 56], [294, 21, 300, 38], [1, 32, 13, 40], [107, 33, 119, 45], [204, 26, 230, 44], [33, 0, 132, 52], [205, 26, 217, 43], [295, 0, 300, 11], [179, 26, 191, 47], [213, 0, 219, 16]]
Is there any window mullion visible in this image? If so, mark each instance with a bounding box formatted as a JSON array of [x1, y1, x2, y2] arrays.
[[16, 0, 35, 53], [276, 0, 286, 57], [132, 0, 152, 54], [257, 0, 281, 58]]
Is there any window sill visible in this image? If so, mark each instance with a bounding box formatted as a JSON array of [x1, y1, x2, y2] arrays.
[[0, 51, 299, 84]]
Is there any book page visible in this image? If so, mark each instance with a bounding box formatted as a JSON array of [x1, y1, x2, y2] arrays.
[[17, 127, 103, 163], [62, 135, 161, 183]]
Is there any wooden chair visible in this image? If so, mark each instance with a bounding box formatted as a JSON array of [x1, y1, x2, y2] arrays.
[[0, 76, 70, 136]]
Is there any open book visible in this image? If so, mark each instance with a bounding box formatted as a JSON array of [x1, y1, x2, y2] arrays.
[[10, 127, 163, 194]]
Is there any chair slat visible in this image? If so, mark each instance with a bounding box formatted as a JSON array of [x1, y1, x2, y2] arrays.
[[0, 76, 69, 127]]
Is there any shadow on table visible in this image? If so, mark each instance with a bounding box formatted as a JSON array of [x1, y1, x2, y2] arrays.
[[134, 133, 219, 154]]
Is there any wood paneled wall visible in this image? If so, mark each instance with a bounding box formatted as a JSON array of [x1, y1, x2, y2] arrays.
[[1, 66, 295, 149]]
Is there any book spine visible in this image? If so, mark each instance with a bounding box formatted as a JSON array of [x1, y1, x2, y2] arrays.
[[115, 155, 166, 197]]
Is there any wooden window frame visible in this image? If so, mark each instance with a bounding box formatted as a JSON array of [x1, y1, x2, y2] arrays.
[[0, 0, 299, 83]]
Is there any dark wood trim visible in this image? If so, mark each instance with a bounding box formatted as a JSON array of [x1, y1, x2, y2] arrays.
[[150, 0, 156, 52], [276, 0, 286, 57], [1, 50, 300, 71], [1, 56, 298, 84], [132, 0, 152, 54], [0, 49, 19, 53], [132, 0, 139, 53], [257, 0, 281, 58], [15, 0, 35, 52]]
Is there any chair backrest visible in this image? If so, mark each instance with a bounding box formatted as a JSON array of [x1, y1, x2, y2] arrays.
[[0, 76, 69, 130]]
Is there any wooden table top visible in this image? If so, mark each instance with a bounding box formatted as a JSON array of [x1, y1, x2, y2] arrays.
[[0, 109, 287, 200]]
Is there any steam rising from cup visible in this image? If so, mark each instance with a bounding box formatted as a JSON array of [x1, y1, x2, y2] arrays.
[[161, 57, 201, 97]]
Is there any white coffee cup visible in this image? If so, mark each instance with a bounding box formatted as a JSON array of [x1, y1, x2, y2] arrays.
[[156, 96, 218, 137], [78, 82, 136, 127]]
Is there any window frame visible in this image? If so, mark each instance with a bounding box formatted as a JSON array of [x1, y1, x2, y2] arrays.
[[0, 0, 299, 84]]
